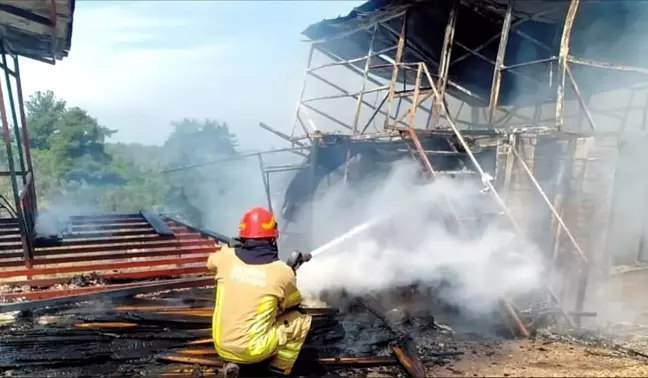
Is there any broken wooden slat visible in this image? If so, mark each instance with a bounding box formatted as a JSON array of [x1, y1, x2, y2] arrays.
[[74, 322, 138, 329], [158, 354, 224, 367], [186, 338, 212, 346], [392, 339, 429, 378], [155, 309, 213, 317], [175, 348, 218, 356]]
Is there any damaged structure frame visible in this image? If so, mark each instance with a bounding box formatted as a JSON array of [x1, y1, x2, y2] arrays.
[[0, 0, 76, 268], [0, 0, 239, 302], [4, 0, 645, 341], [250, 0, 648, 334], [0, 49, 37, 267]]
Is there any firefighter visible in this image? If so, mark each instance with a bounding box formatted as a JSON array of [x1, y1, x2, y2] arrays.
[[207, 206, 312, 377]]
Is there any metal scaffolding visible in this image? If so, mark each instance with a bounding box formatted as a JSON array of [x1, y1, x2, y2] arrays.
[[0, 0, 74, 270], [252, 0, 648, 331]]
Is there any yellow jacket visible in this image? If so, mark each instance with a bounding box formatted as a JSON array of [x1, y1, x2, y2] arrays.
[[207, 245, 312, 369]]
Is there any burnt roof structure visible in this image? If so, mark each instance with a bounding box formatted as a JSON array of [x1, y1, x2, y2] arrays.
[[161, 0, 648, 335], [0, 0, 77, 273], [250, 0, 647, 333], [301, 0, 648, 107], [0, 0, 75, 63]]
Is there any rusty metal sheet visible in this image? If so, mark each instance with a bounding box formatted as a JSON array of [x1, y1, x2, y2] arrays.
[[1, 276, 71, 287], [68, 217, 150, 226], [68, 213, 143, 222], [0, 247, 215, 268], [2, 281, 152, 301], [0, 255, 208, 279], [140, 210, 175, 236], [102, 266, 209, 280], [0, 235, 200, 251], [70, 222, 150, 231], [32, 239, 216, 256], [0, 215, 224, 303], [1, 267, 211, 288], [61, 228, 158, 238]]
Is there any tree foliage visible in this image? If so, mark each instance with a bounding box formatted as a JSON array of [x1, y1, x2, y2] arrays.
[[18, 91, 241, 221], [161, 118, 239, 226], [25, 90, 66, 150]]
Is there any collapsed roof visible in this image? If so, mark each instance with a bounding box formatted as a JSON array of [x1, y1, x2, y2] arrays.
[[302, 0, 648, 107], [280, 131, 501, 223], [0, 0, 75, 63]]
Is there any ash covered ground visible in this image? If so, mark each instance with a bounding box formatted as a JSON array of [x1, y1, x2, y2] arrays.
[[1, 284, 648, 377]]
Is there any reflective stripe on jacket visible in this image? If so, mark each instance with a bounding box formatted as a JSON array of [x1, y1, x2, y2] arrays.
[[207, 245, 311, 365]]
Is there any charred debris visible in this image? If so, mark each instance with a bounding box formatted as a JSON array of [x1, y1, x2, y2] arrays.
[[2, 0, 648, 376]]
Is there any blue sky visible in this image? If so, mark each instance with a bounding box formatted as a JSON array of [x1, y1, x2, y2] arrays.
[[20, 1, 363, 149]]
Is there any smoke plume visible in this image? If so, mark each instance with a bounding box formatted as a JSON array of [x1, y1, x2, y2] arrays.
[[296, 160, 545, 315]]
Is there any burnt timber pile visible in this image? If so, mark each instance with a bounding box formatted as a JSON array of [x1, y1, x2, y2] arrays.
[[0, 286, 474, 377]]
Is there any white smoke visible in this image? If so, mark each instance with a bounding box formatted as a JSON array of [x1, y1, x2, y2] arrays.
[[296, 160, 545, 315]]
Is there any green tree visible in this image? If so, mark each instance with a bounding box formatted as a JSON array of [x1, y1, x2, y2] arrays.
[[23, 91, 243, 218], [48, 107, 119, 185], [26, 92, 120, 186], [25, 90, 66, 150], [162, 118, 239, 227], [163, 118, 237, 165]]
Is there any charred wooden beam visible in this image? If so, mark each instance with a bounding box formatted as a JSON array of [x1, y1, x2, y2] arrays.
[[392, 338, 428, 378], [357, 295, 429, 377], [158, 355, 225, 367]]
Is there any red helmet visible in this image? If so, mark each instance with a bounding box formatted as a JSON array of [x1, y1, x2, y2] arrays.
[[239, 206, 279, 239]]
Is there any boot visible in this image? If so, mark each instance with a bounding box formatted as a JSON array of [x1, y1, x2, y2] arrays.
[[222, 362, 240, 378]]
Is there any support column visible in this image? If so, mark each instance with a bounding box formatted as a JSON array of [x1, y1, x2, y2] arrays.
[[1, 48, 25, 183], [636, 93, 648, 262], [488, 0, 514, 125], [345, 24, 379, 181], [555, 0, 581, 130], [0, 62, 31, 266], [257, 154, 273, 213], [13, 55, 34, 176], [13, 55, 37, 227], [291, 45, 315, 140], [430, 1, 458, 128], [352, 25, 378, 135], [383, 12, 408, 129], [307, 136, 320, 250]]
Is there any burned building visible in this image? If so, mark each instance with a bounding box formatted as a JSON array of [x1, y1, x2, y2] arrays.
[[2, 0, 648, 377], [253, 0, 648, 331]]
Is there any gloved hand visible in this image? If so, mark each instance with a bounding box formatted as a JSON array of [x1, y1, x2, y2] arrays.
[[286, 251, 311, 272]]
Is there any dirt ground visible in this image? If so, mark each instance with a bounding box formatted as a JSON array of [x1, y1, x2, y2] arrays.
[[423, 264, 648, 378], [429, 336, 648, 377]]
